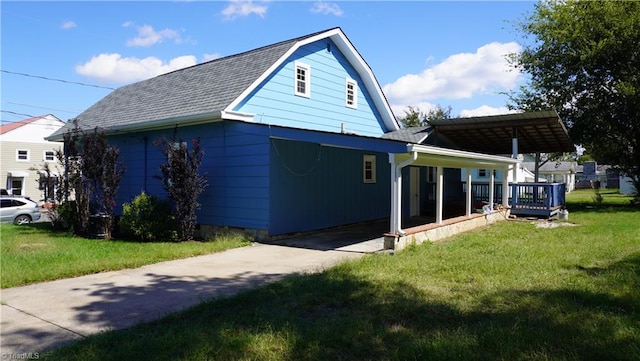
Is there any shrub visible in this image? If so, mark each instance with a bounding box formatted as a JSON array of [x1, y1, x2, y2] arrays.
[[120, 192, 178, 242]]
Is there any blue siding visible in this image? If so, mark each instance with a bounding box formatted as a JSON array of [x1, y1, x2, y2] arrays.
[[108, 121, 271, 231], [269, 138, 390, 235], [234, 39, 388, 137], [108, 121, 404, 236]]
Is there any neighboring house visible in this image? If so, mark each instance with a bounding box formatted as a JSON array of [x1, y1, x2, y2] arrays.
[[48, 28, 571, 239], [575, 161, 609, 189], [619, 175, 637, 195], [521, 161, 577, 191], [0, 114, 65, 202]]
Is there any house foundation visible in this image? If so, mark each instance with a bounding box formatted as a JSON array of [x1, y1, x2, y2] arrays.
[[384, 209, 510, 251]]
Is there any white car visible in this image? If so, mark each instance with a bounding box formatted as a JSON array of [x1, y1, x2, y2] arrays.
[[0, 196, 42, 224]]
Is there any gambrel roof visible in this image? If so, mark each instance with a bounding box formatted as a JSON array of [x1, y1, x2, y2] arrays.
[[49, 28, 399, 140]]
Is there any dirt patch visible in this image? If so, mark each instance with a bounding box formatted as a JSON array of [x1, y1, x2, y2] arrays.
[[534, 220, 577, 229]]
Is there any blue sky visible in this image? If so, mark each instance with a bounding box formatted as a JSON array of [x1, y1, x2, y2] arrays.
[[1, 1, 536, 125]]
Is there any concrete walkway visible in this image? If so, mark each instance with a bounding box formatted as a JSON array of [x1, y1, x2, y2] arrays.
[[1, 239, 380, 356]]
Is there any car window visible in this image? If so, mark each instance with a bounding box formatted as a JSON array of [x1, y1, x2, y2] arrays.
[[1, 199, 26, 207]]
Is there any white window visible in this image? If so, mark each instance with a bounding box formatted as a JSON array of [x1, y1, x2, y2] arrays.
[[16, 149, 29, 162], [345, 79, 357, 108], [363, 155, 376, 183], [294, 62, 310, 97], [44, 150, 56, 162], [10, 178, 24, 195]]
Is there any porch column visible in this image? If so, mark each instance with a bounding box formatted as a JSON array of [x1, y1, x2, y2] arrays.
[[389, 154, 402, 234], [489, 168, 495, 209], [511, 162, 519, 207], [436, 166, 444, 224], [502, 166, 509, 207], [466, 168, 472, 216], [389, 152, 417, 235]]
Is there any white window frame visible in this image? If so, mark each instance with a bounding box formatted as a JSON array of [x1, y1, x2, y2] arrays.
[[294, 62, 311, 98], [363, 154, 376, 183], [44, 150, 56, 162], [16, 149, 30, 162], [345, 78, 358, 109]]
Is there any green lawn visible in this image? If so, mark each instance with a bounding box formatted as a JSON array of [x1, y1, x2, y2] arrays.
[[0, 223, 252, 288], [42, 189, 640, 360]]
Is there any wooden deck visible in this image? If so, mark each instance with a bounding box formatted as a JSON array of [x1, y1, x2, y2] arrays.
[[471, 182, 566, 218]]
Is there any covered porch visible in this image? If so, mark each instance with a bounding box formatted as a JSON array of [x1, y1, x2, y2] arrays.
[[386, 143, 519, 250]]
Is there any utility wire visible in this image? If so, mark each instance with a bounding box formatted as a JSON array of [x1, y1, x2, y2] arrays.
[[1, 110, 35, 119], [1, 70, 115, 90]]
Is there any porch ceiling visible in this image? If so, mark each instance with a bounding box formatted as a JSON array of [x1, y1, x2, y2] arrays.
[[429, 110, 574, 155]]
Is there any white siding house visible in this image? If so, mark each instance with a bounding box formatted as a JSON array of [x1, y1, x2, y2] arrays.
[[0, 114, 66, 202]]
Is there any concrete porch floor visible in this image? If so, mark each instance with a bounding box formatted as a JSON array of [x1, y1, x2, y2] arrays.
[[266, 216, 436, 253]]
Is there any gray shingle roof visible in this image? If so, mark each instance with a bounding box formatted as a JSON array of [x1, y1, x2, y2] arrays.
[[50, 28, 337, 139], [381, 126, 431, 143]]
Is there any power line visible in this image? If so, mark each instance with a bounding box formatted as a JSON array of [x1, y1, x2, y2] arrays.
[[1, 70, 115, 90], [1, 110, 35, 119], [2, 101, 82, 115]]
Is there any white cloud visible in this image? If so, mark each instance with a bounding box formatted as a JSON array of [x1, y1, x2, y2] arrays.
[[310, 1, 343, 16], [221, 0, 268, 20], [126, 24, 183, 47], [459, 105, 518, 117], [383, 42, 523, 106], [75, 53, 197, 83], [61, 21, 77, 29]]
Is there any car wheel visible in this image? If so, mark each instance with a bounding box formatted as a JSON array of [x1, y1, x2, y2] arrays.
[[14, 215, 31, 225]]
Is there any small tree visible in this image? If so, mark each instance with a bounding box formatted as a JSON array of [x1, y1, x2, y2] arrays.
[[397, 105, 453, 128], [56, 121, 125, 238], [155, 128, 208, 242]]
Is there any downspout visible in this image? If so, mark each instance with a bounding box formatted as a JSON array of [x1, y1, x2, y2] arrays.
[[390, 151, 418, 235]]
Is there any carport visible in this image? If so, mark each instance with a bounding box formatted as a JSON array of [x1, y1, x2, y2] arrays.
[[385, 110, 574, 249]]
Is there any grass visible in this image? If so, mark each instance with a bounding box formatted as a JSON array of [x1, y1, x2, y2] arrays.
[[27, 189, 640, 360], [0, 223, 252, 288]]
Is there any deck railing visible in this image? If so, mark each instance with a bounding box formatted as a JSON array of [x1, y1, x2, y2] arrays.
[[468, 182, 566, 217], [509, 182, 566, 217]]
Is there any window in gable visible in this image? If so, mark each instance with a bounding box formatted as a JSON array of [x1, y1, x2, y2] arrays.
[[346, 78, 357, 109], [294, 62, 310, 97]]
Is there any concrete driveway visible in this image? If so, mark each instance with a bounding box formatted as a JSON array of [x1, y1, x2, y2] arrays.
[[0, 231, 384, 356]]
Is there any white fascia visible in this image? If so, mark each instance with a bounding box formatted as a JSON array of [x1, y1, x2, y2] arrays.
[[406, 144, 520, 169]]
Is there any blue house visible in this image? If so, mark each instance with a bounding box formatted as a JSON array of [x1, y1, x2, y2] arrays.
[[50, 28, 569, 241]]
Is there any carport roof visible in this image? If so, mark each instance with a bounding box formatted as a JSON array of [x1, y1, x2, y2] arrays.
[[428, 109, 574, 155]]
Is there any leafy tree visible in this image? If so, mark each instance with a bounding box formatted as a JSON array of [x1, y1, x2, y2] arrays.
[[509, 1, 640, 198], [155, 128, 208, 242], [398, 105, 453, 127], [397, 105, 453, 128]]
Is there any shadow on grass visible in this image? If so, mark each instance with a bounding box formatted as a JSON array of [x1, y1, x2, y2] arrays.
[[44, 254, 640, 361]]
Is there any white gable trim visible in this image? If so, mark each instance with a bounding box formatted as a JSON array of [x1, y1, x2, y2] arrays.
[[224, 28, 400, 133]]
